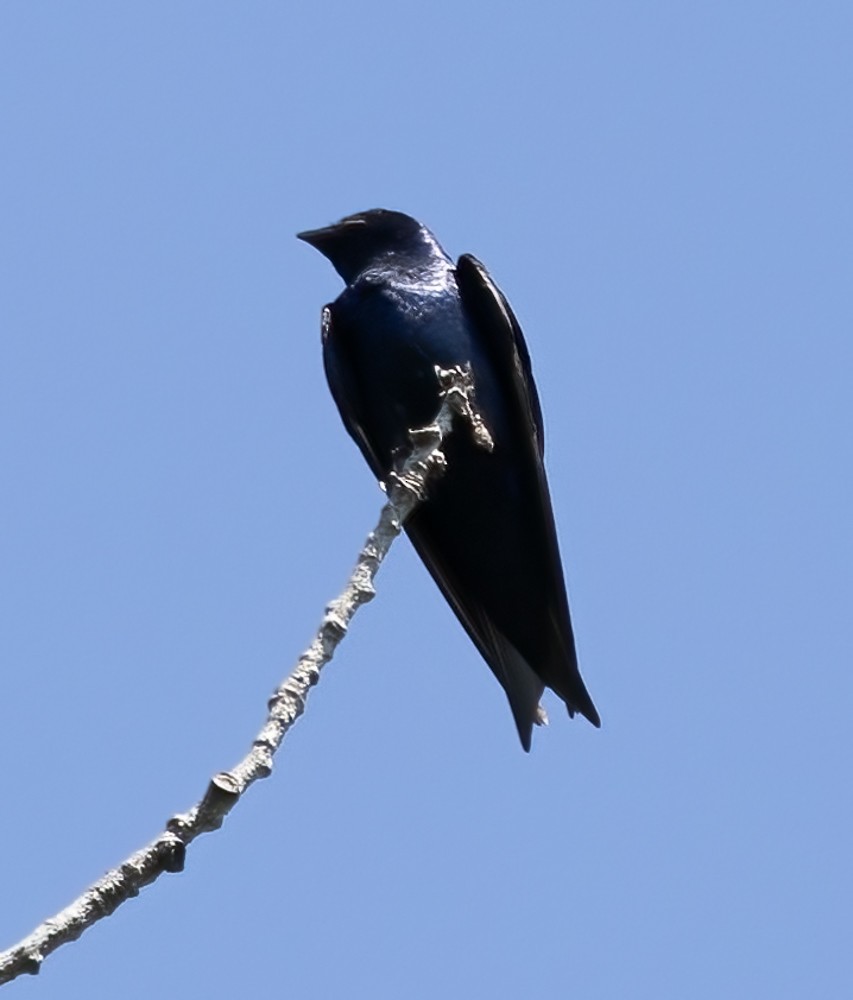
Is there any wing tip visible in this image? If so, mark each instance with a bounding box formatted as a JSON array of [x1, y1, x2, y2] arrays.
[[515, 702, 550, 752]]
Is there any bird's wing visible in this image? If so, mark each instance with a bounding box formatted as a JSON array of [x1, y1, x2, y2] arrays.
[[454, 253, 545, 459], [414, 545, 546, 752], [321, 304, 386, 481], [453, 254, 600, 731]]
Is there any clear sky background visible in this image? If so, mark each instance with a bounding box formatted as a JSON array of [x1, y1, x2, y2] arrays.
[[1, 3, 851, 997]]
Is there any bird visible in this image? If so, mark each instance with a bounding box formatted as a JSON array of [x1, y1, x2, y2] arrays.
[[297, 209, 599, 750]]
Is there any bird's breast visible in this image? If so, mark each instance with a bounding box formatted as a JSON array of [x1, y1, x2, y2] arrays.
[[337, 279, 488, 467]]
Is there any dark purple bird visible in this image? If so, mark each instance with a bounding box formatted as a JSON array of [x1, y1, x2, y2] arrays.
[[298, 209, 599, 750]]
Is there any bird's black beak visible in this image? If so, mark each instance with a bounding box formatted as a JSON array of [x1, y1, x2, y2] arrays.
[[297, 216, 367, 250], [296, 225, 336, 249]]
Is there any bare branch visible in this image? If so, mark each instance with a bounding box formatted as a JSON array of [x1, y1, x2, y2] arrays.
[[0, 364, 490, 986]]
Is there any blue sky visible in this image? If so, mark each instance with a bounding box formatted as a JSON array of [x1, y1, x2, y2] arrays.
[[1, 3, 851, 997]]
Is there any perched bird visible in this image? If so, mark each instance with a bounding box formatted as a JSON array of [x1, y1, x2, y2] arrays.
[[298, 209, 599, 750]]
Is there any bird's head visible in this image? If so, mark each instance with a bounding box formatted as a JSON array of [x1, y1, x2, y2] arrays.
[[297, 209, 435, 284]]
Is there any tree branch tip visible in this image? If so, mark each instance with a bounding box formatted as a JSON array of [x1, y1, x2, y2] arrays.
[[470, 422, 494, 452], [434, 361, 472, 387], [432, 362, 494, 452]]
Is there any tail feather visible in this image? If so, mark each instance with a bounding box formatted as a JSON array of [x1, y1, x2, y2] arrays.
[[563, 684, 601, 728], [547, 658, 601, 729], [544, 614, 601, 728]]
